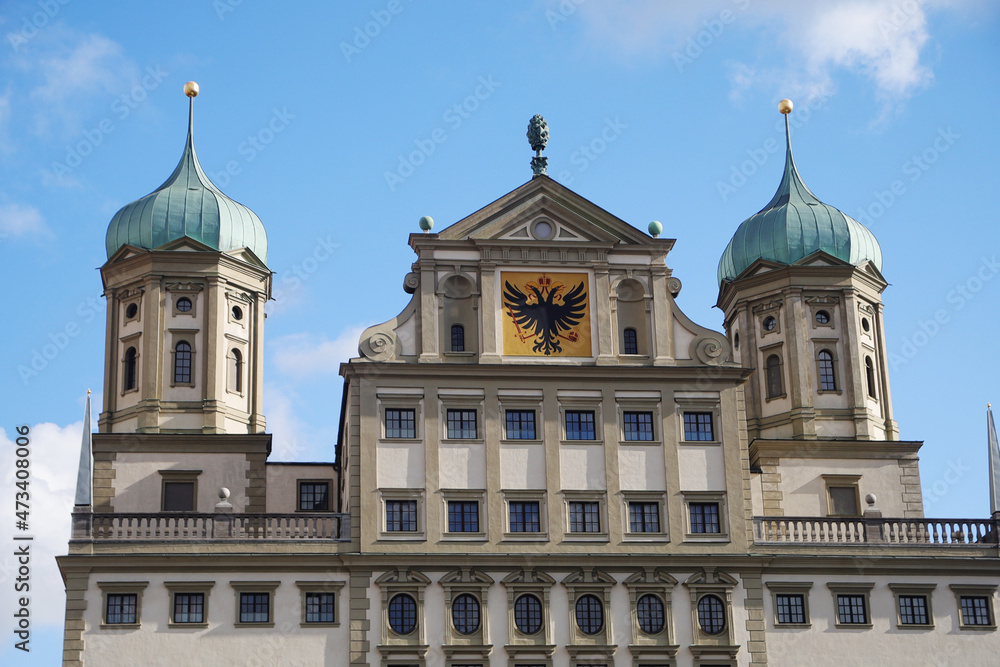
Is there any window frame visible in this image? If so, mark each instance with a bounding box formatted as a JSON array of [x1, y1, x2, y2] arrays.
[[376, 569, 430, 647], [98, 581, 148, 629], [379, 488, 425, 541], [827, 582, 874, 629], [622, 327, 639, 355], [122, 344, 139, 393], [297, 479, 333, 512], [764, 351, 784, 400], [168, 330, 198, 387], [765, 582, 812, 628], [159, 469, 201, 512], [865, 355, 878, 399], [231, 581, 279, 628], [816, 348, 839, 393], [889, 583, 935, 629], [502, 569, 555, 647], [822, 475, 862, 517], [682, 492, 729, 543], [296, 580, 344, 628], [951, 584, 998, 630], [504, 408, 539, 441], [563, 491, 609, 541], [441, 489, 487, 541], [503, 490, 548, 541], [624, 568, 677, 649], [165, 581, 214, 629], [443, 402, 482, 441], [621, 491, 668, 542], [563, 568, 615, 647], [450, 324, 466, 352], [171, 292, 198, 318], [622, 410, 656, 442], [227, 347, 244, 395], [564, 409, 598, 441], [383, 406, 419, 440]]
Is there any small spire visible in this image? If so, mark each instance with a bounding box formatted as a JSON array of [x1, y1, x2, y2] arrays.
[[74, 390, 93, 507], [527, 115, 549, 176], [988, 403, 1000, 518], [757, 98, 822, 214]]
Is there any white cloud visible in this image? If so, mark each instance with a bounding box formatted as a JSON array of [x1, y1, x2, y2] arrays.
[[0, 421, 85, 628], [270, 326, 367, 379], [22, 30, 139, 137], [570, 0, 969, 104], [0, 201, 51, 238]]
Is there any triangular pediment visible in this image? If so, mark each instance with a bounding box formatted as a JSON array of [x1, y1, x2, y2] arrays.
[[793, 250, 852, 268], [104, 243, 148, 265], [224, 246, 269, 270], [436, 175, 659, 247], [155, 236, 218, 253]]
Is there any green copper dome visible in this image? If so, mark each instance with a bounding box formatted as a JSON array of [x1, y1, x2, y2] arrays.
[[717, 116, 881, 285], [106, 96, 268, 264]]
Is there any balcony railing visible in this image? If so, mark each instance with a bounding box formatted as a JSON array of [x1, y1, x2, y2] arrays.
[[754, 516, 999, 547], [71, 512, 350, 542]]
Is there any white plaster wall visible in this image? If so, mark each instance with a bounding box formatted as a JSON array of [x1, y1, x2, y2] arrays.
[[764, 574, 1000, 667], [500, 444, 546, 489], [778, 458, 907, 516], [377, 441, 425, 488], [439, 443, 486, 489], [266, 464, 337, 513], [618, 445, 666, 490], [112, 452, 250, 512], [83, 572, 350, 667], [678, 445, 726, 491], [560, 444, 607, 490]]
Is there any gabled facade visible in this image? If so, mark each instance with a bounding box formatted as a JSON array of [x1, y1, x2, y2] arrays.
[[58, 97, 1000, 667]]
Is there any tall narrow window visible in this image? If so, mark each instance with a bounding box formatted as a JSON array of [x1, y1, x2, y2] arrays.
[[765, 354, 783, 398], [817, 350, 836, 391], [865, 356, 876, 398], [174, 341, 192, 384], [231, 349, 243, 393], [451, 324, 465, 352], [623, 327, 638, 354], [124, 347, 137, 391]]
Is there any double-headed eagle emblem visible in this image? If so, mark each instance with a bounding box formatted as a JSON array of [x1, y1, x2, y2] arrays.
[[503, 275, 587, 355]]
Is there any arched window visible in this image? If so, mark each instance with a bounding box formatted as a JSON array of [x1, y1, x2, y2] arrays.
[[697, 595, 726, 635], [865, 356, 876, 399], [513, 594, 542, 634], [174, 341, 192, 384], [451, 593, 480, 635], [817, 350, 836, 391], [636, 594, 665, 634], [623, 327, 638, 355], [450, 324, 465, 352], [765, 354, 783, 398], [575, 594, 604, 635], [387, 593, 417, 635], [231, 348, 243, 393], [124, 347, 137, 391]]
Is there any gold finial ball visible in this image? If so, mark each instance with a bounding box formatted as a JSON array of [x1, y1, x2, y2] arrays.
[[778, 99, 793, 115], [184, 81, 200, 98]]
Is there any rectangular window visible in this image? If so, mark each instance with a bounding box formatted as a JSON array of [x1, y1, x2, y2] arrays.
[[837, 594, 868, 625], [565, 410, 596, 440], [623, 328, 638, 355], [447, 500, 480, 533], [628, 501, 660, 533], [690, 502, 721, 534], [623, 411, 654, 441], [298, 482, 329, 511], [569, 501, 601, 533], [447, 409, 478, 439], [173, 593, 205, 624], [162, 482, 195, 512], [828, 486, 859, 516], [961, 596, 992, 626], [683, 412, 714, 441], [505, 410, 537, 440], [240, 592, 270, 624], [775, 594, 806, 624], [509, 501, 541, 533], [305, 592, 336, 624], [386, 500, 418, 532], [899, 595, 929, 626], [106, 593, 138, 625], [385, 408, 417, 439]]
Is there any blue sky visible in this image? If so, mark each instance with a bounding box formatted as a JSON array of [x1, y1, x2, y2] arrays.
[[1, 1, 998, 661]]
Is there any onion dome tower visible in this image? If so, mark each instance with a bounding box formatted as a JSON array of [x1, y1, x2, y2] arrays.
[[99, 82, 271, 435], [716, 100, 897, 442]]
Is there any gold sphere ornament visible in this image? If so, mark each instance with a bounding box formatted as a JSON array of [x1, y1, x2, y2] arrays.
[[778, 98, 793, 114], [184, 81, 200, 98]]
